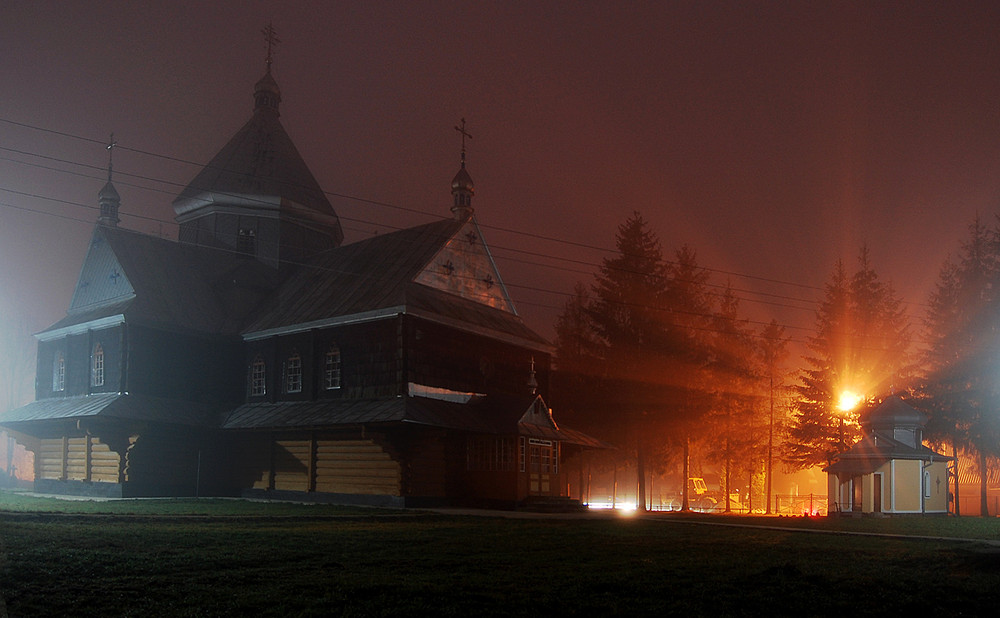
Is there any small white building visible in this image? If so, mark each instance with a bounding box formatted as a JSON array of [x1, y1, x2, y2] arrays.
[[825, 396, 951, 515]]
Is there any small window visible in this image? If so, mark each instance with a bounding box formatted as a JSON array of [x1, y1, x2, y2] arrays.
[[52, 352, 65, 392], [237, 229, 256, 255], [924, 471, 931, 498], [250, 354, 266, 397], [285, 351, 302, 394], [91, 343, 104, 387], [324, 345, 341, 390]]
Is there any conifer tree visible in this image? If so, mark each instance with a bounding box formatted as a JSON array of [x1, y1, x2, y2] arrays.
[[552, 213, 714, 511], [922, 216, 1000, 516], [757, 319, 790, 513], [705, 285, 759, 512], [787, 248, 913, 470]]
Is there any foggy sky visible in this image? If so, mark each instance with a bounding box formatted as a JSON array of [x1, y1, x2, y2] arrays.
[[3, 1, 1000, 356]]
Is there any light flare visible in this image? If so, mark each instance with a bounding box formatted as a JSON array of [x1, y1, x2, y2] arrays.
[[838, 390, 863, 412]]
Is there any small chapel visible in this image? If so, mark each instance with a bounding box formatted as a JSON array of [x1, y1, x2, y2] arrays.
[[0, 51, 603, 508], [824, 396, 951, 515]]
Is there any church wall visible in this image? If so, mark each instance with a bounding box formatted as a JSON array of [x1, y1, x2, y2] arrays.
[[247, 318, 405, 404], [88, 327, 122, 395], [229, 431, 404, 500], [127, 325, 242, 404], [36, 327, 123, 399], [32, 431, 124, 497], [404, 316, 550, 397]]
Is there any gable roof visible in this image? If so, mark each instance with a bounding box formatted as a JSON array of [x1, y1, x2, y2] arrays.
[[41, 226, 279, 337], [243, 216, 549, 349], [823, 431, 951, 474]]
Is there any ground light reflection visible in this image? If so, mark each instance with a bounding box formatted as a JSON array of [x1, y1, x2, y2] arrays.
[[586, 501, 637, 514]]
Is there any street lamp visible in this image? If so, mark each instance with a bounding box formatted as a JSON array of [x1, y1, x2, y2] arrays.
[[836, 390, 863, 450]]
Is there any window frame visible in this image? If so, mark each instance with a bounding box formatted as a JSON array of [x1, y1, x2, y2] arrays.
[[91, 343, 104, 388], [52, 351, 65, 392], [250, 354, 267, 397], [285, 351, 302, 394], [323, 344, 341, 391]]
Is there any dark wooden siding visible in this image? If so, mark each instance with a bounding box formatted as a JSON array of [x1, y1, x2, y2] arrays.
[[246, 317, 405, 404], [127, 326, 243, 404], [405, 316, 551, 397]]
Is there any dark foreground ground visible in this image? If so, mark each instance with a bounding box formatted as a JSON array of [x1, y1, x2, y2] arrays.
[[1, 493, 998, 616]]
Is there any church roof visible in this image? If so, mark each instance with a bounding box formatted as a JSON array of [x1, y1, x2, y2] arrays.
[[221, 393, 607, 448], [42, 226, 279, 336], [0, 393, 222, 428], [172, 72, 343, 245], [243, 216, 548, 349]]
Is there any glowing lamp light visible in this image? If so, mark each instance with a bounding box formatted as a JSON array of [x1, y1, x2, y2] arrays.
[[838, 391, 863, 412]]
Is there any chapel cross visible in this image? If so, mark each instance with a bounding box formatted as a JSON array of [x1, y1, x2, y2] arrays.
[[106, 133, 117, 181], [454, 118, 472, 166]]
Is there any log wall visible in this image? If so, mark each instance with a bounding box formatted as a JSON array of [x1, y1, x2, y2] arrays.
[[256, 435, 402, 496], [37, 436, 120, 484]]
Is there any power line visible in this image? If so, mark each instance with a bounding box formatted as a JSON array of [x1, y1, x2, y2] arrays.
[[0, 116, 935, 346]]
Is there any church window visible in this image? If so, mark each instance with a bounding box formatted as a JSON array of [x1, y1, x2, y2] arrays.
[[237, 229, 256, 255], [285, 351, 302, 394], [91, 343, 104, 388], [52, 352, 65, 392], [250, 354, 266, 397], [324, 345, 341, 390]]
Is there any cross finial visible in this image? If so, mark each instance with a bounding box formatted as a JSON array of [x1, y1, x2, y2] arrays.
[[454, 118, 472, 167], [262, 23, 281, 72], [106, 133, 117, 182]]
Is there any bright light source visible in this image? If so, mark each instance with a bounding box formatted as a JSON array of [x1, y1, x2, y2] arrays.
[[838, 390, 863, 412]]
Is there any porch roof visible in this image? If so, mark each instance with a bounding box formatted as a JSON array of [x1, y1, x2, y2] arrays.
[[221, 395, 608, 447], [0, 393, 222, 428]]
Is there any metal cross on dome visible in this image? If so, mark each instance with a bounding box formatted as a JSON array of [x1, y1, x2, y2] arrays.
[[262, 23, 281, 71]]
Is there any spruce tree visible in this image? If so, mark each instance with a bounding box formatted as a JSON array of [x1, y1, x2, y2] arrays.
[[787, 248, 913, 470], [922, 216, 1000, 516]]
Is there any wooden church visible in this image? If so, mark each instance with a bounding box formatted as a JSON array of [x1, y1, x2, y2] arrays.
[[0, 59, 603, 508]]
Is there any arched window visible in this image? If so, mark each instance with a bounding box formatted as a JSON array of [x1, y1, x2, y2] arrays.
[[324, 345, 341, 390], [52, 351, 65, 392], [250, 354, 266, 397], [285, 351, 302, 394], [91, 343, 104, 387]]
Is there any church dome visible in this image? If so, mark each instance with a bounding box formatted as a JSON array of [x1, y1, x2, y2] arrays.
[[99, 180, 120, 201], [451, 166, 475, 194]]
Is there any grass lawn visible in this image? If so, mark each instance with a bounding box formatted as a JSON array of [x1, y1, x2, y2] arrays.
[[2, 492, 999, 616]]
